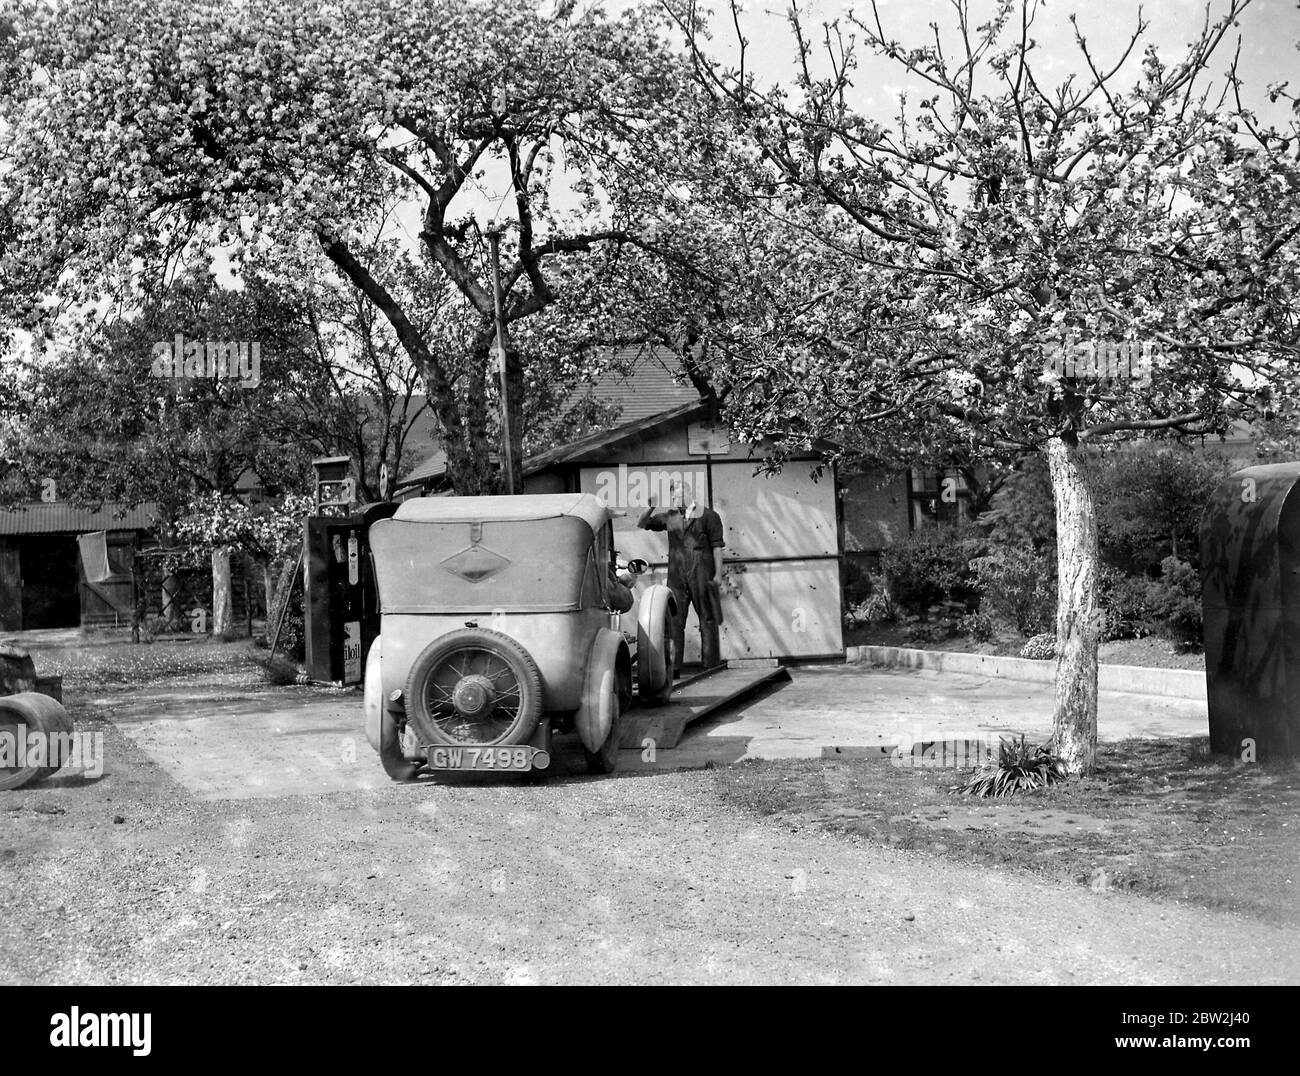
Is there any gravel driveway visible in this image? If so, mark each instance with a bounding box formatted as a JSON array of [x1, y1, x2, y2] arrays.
[[3, 709, 1297, 985]]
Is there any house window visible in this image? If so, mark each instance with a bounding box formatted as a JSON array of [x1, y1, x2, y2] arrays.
[[908, 468, 973, 529]]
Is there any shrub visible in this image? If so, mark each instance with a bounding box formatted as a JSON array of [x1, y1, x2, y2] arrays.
[[841, 557, 877, 608], [900, 600, 968, 644], [265, 574, 305, 662], [979, 444, 1235, 574], [901, 616, 949, 645], [969, 546, 1056, 636], [955, 736, 1069, 797], [844, 569, 894, 627], [1095, 444, 1236, 574], [261, 553, 307, 662], [978, 453, 1057, 554], [880, 530, 981, 616], [260, 654, 304, 686], [274, 612, 306, 663], [1020, 633, 1056, 660], [1096, 566, 1153, 641], [959, 611, 995, 642], [1145, 555, 1203, 649]]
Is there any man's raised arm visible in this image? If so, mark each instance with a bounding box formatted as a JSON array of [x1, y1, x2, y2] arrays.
[[636, 501, 670, 531]]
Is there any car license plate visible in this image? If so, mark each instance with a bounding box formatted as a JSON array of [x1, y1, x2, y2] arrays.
[[426, 745, 535, 771]]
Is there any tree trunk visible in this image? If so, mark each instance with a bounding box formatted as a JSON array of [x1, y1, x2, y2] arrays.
[[159, 519, 180, 630], [1045, 434, 1100, 775], [437, 335, 510, 495], [161, 571, 180, 630], [264, 563, 276, 628], [504, 341, 525, 494], [211, 547, 233, 638]]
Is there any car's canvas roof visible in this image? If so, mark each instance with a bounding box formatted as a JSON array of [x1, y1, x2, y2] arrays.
[[392, 492, 613, 534]]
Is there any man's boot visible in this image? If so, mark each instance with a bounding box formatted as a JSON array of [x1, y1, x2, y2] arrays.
[[701, 619, 721, 670]]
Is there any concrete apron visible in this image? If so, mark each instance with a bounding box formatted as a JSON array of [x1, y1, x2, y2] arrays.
[[92, 661, 1210, 801], [660, 663, 1209, 768], [846, 644, 1207, 700]]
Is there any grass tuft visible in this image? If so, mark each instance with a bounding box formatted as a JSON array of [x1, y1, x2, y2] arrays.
[[955, 735, 1069, 797]]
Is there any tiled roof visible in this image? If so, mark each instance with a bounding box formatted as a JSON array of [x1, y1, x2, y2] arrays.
[[573, 346, 703, 426], [0, 501, 159, 536], [398, 447, 450, 489], [397, 347, 705, 489]]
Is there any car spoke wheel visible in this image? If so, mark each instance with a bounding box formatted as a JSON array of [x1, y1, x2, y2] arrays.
[[406, 629, 543, 747]]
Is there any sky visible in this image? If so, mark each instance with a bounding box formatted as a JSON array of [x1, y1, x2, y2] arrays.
[[430, 0, 1299, 239], [655, 0, 1299, 123]]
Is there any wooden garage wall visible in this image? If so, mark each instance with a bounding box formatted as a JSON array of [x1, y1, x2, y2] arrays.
[[566, 421, 845, 661]]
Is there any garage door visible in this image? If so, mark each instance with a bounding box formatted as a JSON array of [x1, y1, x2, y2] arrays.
[[581, 461, 842, 660]]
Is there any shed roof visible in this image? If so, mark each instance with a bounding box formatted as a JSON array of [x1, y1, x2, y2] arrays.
[[0, 501, 159, 536], [523, 402, 708, 474]]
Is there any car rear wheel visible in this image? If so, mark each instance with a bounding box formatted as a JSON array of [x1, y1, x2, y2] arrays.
[[584, 690, 622, 775], [405, 629, 543, 747], [379, 707, 422, 782]]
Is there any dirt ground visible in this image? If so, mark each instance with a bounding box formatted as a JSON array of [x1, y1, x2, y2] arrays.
[[717, 739, 1300, 928], [2, 632, 1297, 985]]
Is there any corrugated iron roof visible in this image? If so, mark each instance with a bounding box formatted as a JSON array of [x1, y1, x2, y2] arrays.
[[0, 501, 159, 536]]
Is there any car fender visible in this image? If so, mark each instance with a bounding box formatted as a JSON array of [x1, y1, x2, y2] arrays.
[[575, 628, 627, 754], [363, 636, 383, 754]]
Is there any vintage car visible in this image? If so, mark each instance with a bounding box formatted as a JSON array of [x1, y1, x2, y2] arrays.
[[364, 493, 676, 778]]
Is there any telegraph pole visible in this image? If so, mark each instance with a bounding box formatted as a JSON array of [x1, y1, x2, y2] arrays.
[[486, 225, 518, 495]]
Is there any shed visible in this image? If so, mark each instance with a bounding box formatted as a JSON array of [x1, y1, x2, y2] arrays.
[[529, 405, 849, 661], [0, 501, 158, 631]]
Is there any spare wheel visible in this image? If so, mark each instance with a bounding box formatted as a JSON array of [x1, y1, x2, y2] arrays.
[[404, 628, 543, 747]]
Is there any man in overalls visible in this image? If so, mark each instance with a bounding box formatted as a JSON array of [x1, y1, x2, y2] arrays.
[[636, 477, 725, 675]]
